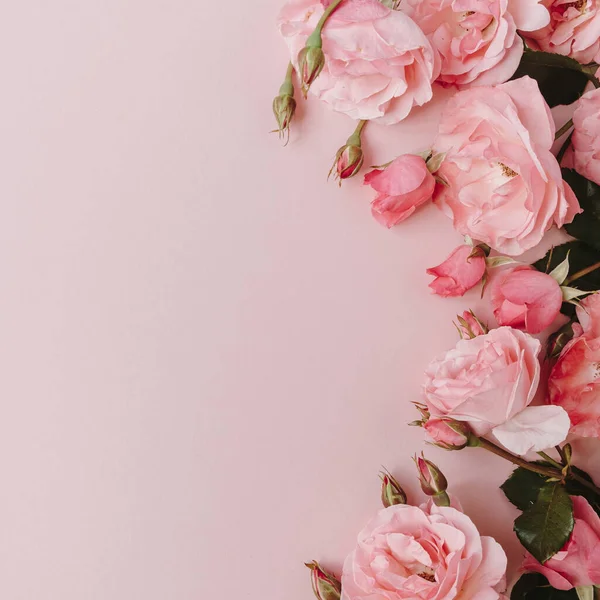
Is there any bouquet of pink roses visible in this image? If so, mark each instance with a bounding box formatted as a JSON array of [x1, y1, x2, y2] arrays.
[[272, 0, 600, 598]]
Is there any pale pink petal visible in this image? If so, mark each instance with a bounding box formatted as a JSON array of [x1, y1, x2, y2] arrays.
[[492, 405, 570, 455]]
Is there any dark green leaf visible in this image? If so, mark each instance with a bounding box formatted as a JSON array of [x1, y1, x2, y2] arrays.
[[567, 467, 600, 517], [501, 468, 546, 511], [514, 483, 574, 563], [511, 51, 594, 107], [563, 169, 600, 252], [502, 465, 600, 517], [511, 573, 578, 600]]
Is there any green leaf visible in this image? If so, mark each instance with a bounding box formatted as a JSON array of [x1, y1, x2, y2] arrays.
[[514, 482, 574, 564], [511, 573, 578, 600], [502, 468, 547, 511], [567, 467, 600, 517], [511, 51, 595, 107], [563, 169, 600, 252], [502, 465, 600, 516]]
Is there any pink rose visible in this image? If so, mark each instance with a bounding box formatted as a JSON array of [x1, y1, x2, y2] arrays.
[[423, 326, 570, 455], [548, 294, 600, 437], [433, 77, 580, 255], [278, 0, 438, 124], [489, 265, 563, 334], [402, 0, 531, 88], [523, 0, 600, 64], [426, 245, 486, 297], [341, 503, 507, 600], [365, 155, 435, 227], [522, 496, 600, 589], [572, 88, 600, 186]]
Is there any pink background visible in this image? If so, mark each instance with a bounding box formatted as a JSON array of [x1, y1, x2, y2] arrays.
[[0, 2, 598, 599]]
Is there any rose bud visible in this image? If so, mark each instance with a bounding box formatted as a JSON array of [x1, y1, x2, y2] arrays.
[[489, 265, 563, 334], [415, 455, 450, 507], [424, 418, 472, 450], [330, 121, 366, 184], [364, 154, 435, 227], [272, 65, 297, 143], [455, 310, 488, 340], [305, 561, 341, 600], [427, 245, 486, 297], [297, 43, 325, 97], [380, 471, 407, 507]]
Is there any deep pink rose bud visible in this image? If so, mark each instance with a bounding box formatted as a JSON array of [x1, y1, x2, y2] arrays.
[[424, 418, 472, 451], [364, 154, 435, 227], [415, 455, 450, 507], [305, 561, 341, 600], [489, 265, 563, 334], [427, 245, 486, 297], [456, 310, 488, 340], [330, 121, 366, 184], [335, 144, 364, 180], [380, 471, 408, 507], [297, 44, 325, 97]]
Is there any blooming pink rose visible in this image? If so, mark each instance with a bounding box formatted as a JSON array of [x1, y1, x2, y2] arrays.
[[341, 503, 507, 600], [548, 294, 600, 437], [278, 0, 438, 124], [402, 0, 535, 88], [523, 0, 600, 64], [427, 245, 486, 297], [433, 77, 580, 255], [489, 265, 563, 334], [365, 155, 435, 227], [572, 87, 600, 186], [522, 496, 600, 589], [424, 326, 570, 454]]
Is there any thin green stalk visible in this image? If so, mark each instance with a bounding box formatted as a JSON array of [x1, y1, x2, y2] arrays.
[[556, 130, 574, 164], [555, 118, 574, 141], [538, 451, 563, 470], [476, 437, 600, 496], [564, 261, 600, 285]]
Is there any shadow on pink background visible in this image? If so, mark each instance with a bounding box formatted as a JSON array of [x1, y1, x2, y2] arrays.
[[0, 1, 598, 598]]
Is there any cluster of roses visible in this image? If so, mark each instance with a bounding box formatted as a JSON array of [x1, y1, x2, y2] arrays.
[[272, 0, 600, 599]]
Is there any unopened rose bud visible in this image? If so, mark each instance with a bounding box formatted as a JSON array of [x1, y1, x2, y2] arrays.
[[330, 121, 367, 184], [335, 144, 364, 181], [455, 310, 488, 340], [298, 43, 325, 97], [272, 64, 297, 142], [305, 561, 341, 600], [415, 455, 450, 506], [424, 418, 472, 450], [380, 471, 407, 507]]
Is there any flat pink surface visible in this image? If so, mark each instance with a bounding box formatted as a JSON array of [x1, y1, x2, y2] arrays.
[[0, 2, 598, 599]]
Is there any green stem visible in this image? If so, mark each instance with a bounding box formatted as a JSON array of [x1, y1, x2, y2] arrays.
[[279, 62, 295, 97], [315, 0, 346, 35], [564, 261, 600, 285], [555, 118, 574, 141], [477, 437, 600, 496], [538, 451, 563, 470], [347, 119, 367, 145], [477, 438, 562, 477], [305, 0, 347, 47], [556, 130, 573, 164]]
